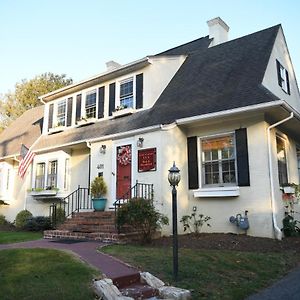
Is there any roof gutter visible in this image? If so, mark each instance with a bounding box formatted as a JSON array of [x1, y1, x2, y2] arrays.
[[176, 100, 284, 125], [267, 111, 294, 240]]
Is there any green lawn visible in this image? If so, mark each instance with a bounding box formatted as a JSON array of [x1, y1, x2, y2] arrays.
[[0, 231, 43, 244], [0, 248, 100, 300], [102, 244, 299, 300]]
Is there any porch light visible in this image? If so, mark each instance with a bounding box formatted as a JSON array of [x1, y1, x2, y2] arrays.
[[168, 161, 181, 281], [137, 137, 144, 148], [168, 162, 181, 186], [99, 145, 106, 154]]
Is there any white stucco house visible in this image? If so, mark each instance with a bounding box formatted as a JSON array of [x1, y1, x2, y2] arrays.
[[1, 17, 300, 240]]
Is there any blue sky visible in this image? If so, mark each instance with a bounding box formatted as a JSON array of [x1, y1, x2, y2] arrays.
[[0, 0, 299, 95]]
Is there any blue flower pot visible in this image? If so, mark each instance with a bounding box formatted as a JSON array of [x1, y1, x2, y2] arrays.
[[92, 198, 107, 211]]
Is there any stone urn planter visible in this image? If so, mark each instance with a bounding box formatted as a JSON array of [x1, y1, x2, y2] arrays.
[[91, 176, 108, 211]]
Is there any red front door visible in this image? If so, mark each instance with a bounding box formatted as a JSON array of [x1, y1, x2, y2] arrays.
[[116, 145, 132, 198]]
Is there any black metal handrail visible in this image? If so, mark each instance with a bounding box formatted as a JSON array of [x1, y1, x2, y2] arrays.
[[49, 186, 91, 228], [113, 181, 154, 231]]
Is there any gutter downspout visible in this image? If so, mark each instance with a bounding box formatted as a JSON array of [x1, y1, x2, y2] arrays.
[[267, 112, 293, 240], [86, 142, 92, 194]]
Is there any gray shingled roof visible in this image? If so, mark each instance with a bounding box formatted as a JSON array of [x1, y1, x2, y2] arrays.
[[32, 25, 280, 151], [0, 106, 44, 158]]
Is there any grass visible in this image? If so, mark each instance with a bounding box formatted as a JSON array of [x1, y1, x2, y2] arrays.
[[0, 231, 43, 244], [0, 248, 100, 300], [102, 244, 300, 300]]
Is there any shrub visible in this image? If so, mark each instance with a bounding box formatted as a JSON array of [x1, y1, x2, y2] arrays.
[[24, 216, 52, 231], [0, 214, 8, 225], [117, 197, 169, 244], [282, 213, 300, 237], [90, 176, 107, 198], [180, 212, 211, 235], [15, 210, 33, 228]]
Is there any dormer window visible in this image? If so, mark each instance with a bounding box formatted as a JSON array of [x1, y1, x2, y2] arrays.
[[119, 77, 134, 108], [276, 60, 290, 95], [57, 99, 66, 127], [85, 89, 97, 119]]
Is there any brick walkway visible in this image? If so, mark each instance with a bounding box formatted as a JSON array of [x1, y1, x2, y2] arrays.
[[0, 239, 138, 280]]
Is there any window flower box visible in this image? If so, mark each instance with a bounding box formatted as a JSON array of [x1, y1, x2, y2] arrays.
[[112, 107, 135, 118], [283, 186, 295, 194], [29, 188, 59, 197], [77, 117, 96, 127], [48, 125, 64, 134]]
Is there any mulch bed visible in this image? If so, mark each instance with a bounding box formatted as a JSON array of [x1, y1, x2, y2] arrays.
[[151, 233, 300, 253]]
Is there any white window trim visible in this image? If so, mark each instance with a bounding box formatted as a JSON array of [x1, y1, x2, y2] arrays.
[[278, 62, 289, 94], [115, 75, 136, 110], [276, 134, 290, 186], [194, 131, 239, 198], [56, 99, 67, 127], [83, 89, 97, 119]]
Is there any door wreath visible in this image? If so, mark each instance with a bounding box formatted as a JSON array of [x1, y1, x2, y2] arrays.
[[117, 146, 131, 166]]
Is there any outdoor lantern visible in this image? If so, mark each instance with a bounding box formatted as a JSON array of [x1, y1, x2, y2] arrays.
[[168, 162, 181, 186], [168, 161, 181, 281]]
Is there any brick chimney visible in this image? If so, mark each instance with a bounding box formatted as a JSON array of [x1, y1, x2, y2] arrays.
[[207, 17, 229, 47], [106, 60, 121, 71]]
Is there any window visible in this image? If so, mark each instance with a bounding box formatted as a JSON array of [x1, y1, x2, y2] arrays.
[[119, 77, 134, 108], [276, 60, 290, 94], [85, 90, 97, 119], [297, 146, 300, 182], [276, 136, 288, 186], [57, 99, 66, 126], [47, 160, 57, 188], [201, 134, 236, 186], [35, 163, 45, 189]]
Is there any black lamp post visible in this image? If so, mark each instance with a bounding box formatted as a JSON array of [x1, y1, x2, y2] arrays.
[[168, 162, 181, 281]]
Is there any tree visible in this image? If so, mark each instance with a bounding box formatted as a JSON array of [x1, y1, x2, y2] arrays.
[[0, 73, 73, 132]]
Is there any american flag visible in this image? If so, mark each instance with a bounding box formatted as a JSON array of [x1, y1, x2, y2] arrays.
[[18, 144, 35, 179]]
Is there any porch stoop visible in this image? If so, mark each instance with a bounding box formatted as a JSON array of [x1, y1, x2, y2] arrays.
[[44, 211, 141, 243]]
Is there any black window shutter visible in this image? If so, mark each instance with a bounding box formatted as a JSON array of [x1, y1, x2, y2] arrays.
[[98, 86, 105, 118], [48, 103, 54, 130], [75, 94, 82, 123], [276, 60, 282, 87], [286, 70, 291, 95], [187, 136, 199, 189], [235, 128, 250, 186], [67, 97, 73, 127], [136, 73, 143, 109], [109, 83, 115, 116]]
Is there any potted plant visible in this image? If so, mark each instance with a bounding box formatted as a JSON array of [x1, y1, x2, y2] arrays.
[[90, 176, 108, 211]]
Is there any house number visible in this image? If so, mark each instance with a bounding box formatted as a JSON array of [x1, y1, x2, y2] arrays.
[[97, 164, 104, 169]]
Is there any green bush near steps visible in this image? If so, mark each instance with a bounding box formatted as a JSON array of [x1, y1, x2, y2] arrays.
[[15, 210, 33, 228]]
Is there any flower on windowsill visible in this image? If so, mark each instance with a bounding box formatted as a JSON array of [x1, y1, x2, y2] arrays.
[[281, 183, 300, 205], [114, 105, 128, 112]]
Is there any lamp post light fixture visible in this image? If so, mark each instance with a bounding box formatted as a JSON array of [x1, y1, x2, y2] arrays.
[[168, 162, 181, 281]]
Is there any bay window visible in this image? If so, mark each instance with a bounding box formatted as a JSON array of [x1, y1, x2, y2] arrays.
[[35, 163, 45, 189], [47, 160, 57, 188], [201, 134, 237, 186]]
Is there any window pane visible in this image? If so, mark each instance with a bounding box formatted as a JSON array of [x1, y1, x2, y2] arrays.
[[201, 134, 236, 185], [276, 137, 288, 186], [35, 163, 45, 189], [47, 160, 57, 188], [57, 100, 66, 126], [120, 78, 133, 108], [85, 90, 96, 118]]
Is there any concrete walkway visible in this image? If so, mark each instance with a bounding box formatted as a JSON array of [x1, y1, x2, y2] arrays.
[[0, 239, 138, 280]]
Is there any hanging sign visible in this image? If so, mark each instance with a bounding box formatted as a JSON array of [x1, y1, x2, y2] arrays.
[[138, 148, 157, 172]]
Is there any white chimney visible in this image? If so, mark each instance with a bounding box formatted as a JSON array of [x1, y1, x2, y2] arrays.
[[106, 60, 121, 71], [207, 17, 229, 47]]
